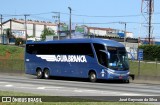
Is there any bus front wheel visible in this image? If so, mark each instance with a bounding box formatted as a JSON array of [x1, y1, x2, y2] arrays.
[[89, 72, 97, 82], [125, 80, 130, 83], [36, 69, 43, 79], [44, 69, 50, 79]]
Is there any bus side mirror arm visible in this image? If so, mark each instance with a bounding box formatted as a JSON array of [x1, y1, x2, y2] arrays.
[[107, 52, 110, 59], [99, 50, 110, 60]]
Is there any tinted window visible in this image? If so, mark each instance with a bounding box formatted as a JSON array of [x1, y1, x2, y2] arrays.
[[93, 43, 108, 67], [26, 43, 94, 57]]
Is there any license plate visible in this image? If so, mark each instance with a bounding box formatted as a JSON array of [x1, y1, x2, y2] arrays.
[[119, 76, 123, 79]]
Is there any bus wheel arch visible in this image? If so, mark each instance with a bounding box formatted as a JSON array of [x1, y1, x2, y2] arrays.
[[43, 68, 50, 79], [36, 67, 43, 79], [88, 70, 97, 82]]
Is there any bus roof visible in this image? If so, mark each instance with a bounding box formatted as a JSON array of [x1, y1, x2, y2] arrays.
[[27, 38, 124, 47]]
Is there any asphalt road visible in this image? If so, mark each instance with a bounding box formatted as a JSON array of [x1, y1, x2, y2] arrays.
[[0, 74, 160, 97]]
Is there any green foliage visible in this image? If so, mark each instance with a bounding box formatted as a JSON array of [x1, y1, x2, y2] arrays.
[[0, 45, 24, 59], [139, 45, 160, 61], [41, 28, 56, 41], [27, 35, 34, 38], [61, 24, 68, 31], [76, 26, 84, 33], [130, 61, 160, 76], [15, 38, 24, 45], [5, 28, 14, 38]]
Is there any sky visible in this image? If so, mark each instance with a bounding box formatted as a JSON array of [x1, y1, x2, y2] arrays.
[[0, 0, 160, 39]]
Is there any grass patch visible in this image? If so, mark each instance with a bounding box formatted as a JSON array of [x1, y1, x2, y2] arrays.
[[0, 45, 24, 59], [0, 45, 24, 72], [0, 90, 150, 105], [0, 90, 36, 96], [0, 59, 24, 72], [130, 61, 160, 76]]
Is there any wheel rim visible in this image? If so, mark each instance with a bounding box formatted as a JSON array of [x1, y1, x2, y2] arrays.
[[37, 70, 42, 77], [91, 74, 95, 80], [44, 71, 49, 78], [37, 69, 43, 79]]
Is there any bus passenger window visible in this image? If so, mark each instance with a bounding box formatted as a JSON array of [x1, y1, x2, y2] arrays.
[[99, 51, 108, 67], [93, 43, 108, 67]]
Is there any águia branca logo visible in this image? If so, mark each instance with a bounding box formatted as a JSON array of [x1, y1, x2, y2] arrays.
[[36, 55, 87, 63]]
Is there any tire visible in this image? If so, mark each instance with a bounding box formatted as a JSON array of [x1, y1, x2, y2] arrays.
[[44, 69, 50, 79], [36, 68, 43, 79], [126, 80, 130, 83], [89, 72, 97, 82], [122, 80, 130, 83]]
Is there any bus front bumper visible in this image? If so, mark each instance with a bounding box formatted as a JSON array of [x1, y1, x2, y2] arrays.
[[102, 69, 130, 80]]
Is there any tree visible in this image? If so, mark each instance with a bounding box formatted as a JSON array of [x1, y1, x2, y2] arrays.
[[6, 28, 13, 38], [41, 28, 56, 41]]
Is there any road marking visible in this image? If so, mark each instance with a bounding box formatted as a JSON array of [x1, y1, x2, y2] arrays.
[[73, 89, 145, 96], [46, 86, 63, 89], [0, 82, 8, 84], [74, 90, 83, 92], [5, 85, 13, 87], [37, 87, 45, 89], [85, 90, 96, 92], [120, 93, 143, 96], [74, 89, 98, 93]]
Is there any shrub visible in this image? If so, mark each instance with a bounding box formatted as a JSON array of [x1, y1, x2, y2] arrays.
[[139, 45, 160, 61], [15, 38, 24, 46]]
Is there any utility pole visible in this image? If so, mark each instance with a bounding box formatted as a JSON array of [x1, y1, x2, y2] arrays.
[[68, 7, 72, 39], [24, 14, 30, 42], [0, 14, 4, 44], [0, 14, 3, 36], [124, 23, 126, 47], [53, 12, 60, 40], [120, 22, 127, 47]]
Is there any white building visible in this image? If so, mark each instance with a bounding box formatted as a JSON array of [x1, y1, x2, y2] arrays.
[[0, 18, 58, 42], [86, 26, 119, 37], [82, 26, 133, 38]]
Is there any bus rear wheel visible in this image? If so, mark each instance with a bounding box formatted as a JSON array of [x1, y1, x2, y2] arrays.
[[44, 69, 50, 79], [89, 72, 97, 82], [36, 68, 43, 79]]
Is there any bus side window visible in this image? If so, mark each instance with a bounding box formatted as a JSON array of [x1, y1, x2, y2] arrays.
[[26, 44, 37, 54], [93, 43, 108, 67], [53, 43, 94, 57], [99, 51, 108, 67]]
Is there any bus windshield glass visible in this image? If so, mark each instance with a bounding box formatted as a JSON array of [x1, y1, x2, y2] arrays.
[[107, 47, 129, 70]]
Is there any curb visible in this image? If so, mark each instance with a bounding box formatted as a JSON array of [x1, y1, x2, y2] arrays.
[[131, 76, 160, 85]]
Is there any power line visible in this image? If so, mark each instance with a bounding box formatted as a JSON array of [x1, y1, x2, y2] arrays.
[[2, 11, 160, 18], [73, 21, 160, 25], [68, 12, 160, 18], [2, 14, 25, 17], [30, 12, 53, 16], [71, 14, 141, 18], [30, 15, 53, 22]]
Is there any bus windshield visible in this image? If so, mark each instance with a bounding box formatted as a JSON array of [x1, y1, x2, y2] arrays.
[[107, 47, 129, 70]]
